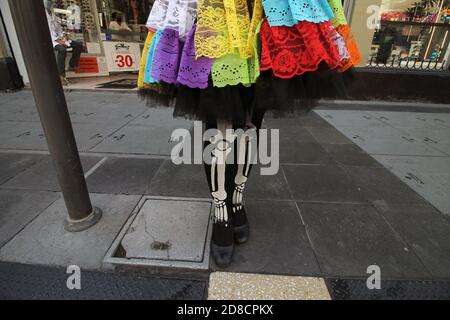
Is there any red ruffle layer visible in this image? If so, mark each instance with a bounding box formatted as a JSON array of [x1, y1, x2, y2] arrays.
[[260, 20, 344, 79]]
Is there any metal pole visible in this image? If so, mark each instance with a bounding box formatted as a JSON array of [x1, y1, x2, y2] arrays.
[[8, 0, 101, 232]]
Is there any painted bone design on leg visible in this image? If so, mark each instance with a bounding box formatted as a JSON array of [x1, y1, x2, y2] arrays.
[[233, 127, 256, 213], [210, 129, 234, 223]]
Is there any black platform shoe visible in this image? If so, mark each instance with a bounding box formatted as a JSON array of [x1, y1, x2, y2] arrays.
[[211, 220, 234, 268], [233, 206, 250, 245]]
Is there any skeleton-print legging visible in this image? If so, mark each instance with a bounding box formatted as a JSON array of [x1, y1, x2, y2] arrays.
[[203, 109, 265, 223]]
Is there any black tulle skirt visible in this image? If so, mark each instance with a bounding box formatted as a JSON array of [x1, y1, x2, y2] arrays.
[[138, 63, 352, 127]]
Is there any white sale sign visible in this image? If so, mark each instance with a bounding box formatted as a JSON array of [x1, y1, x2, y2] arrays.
[[103, 41, 141, 72]]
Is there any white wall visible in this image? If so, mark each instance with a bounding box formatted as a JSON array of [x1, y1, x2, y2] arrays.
[[0, 0, 30, 85]]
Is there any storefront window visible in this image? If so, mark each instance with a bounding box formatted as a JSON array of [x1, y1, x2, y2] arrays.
[[96, 0, 152, 42], [46, 0, 104, 55], [43, 0, 153, 78], [368, 0, 450, 69]]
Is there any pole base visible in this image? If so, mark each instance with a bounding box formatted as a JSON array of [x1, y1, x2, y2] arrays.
[[64, 207, 102, 232]]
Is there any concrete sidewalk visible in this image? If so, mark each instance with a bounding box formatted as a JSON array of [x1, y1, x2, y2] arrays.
[[0, 90, 450, 300]]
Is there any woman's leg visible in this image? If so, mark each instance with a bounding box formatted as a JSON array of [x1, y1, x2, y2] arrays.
[[228, 109, 266, 243], [204, 120, 236, 267], [203, 109, 266, 266]]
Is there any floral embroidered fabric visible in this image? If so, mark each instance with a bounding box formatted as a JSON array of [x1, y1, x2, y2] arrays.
[[137, 0, 361, 124], [262, 0, 335, 27], [146, 0, 197, 40], [211, 54, 255, 87], [141, 0, 358, 90], [211, 19, 262, 87], [151, 28, 181, 84], [144, 25, 214, 89], [337, 24, 361, 71], [138, 31, 154, 88], [330, 26, 350, 62], [195, 0, 252, 59], [327, 0, 348, 27], [144, 29, 163, 84], [178, 25, 214, 89], [146, 0, 168, 31], [246, 0, 264, 58], [260, 20, 344, 78]]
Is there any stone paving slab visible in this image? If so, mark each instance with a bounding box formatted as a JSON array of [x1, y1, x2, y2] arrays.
[[368, 111, 450, 129], [245, 166, 292, 201], [315, 110, 388, 128], [320, 110, 450, 154], [0, 105, 40, 122], [299, 202, 431, 279], [0, 121, 123, 152], [148, 163, 291, 202], [399, 127, 450, 155], [0, 153, 46, 184], [0, 121, 47, 150], [343, 166, 430, 206], [403, 173, 450, 214], [279, 142, 336, 165], [129, 108, 190, 127], [147, 162, 211, 198], [0, 262, 206, 300], [336, 126, 446, 156], [3, 156, 101, 191], [86, 157, 163, 195], [265, 112, 331, 128], [322, 144, 382, 167], [375, 155, 450, 174], [373, 155, 450, 214], [212, 200, 321, 276], [0, 91, 154, 154], [0, 190, 60, 247], [72, 122, 129, 152], [282, 164, 365, 203], [304, 126, 354, 145], [65, 92, 143, 107], [318, 110, 450, 216], [208, 272, 330, 300], [0, 193, 141, 270], [277, 126, 318, 143], [90, 123, 192, 156], [0, 92, 34, 107], [374, 205, 450, 278], [104, 196, 213, 270], [67, 102, 147, 125]]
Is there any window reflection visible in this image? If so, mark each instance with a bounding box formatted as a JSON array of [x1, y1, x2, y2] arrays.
[[368, 0, 450, 69]]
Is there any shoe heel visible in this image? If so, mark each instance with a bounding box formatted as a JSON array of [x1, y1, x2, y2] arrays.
[[233, 223, 250, 244], [211, 242, 234, 268]]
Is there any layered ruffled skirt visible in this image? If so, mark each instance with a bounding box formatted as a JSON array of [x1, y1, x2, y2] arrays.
[[138, 0, 361, 126]]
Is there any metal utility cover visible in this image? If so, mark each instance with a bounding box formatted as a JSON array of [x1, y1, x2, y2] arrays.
[[104, 196, 213, 270]]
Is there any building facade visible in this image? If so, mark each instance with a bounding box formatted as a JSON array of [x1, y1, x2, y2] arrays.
[[1, 0, 155, 87]]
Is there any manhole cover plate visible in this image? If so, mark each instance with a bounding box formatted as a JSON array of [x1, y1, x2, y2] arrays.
[[104, 196, 213, 270]]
